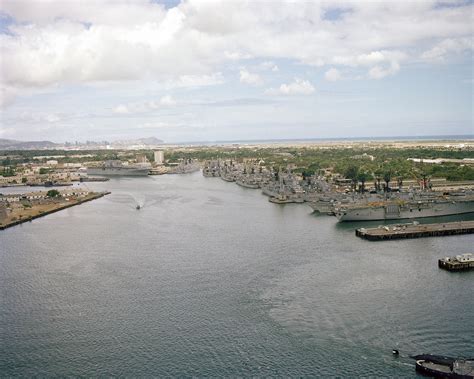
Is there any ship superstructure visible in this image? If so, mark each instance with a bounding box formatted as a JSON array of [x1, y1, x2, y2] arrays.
[[87, 160, 150, 176], [335, 191, 474, 221]]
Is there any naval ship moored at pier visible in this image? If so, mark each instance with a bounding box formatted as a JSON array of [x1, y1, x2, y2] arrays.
[[87, 160, 150, 176], [335, 192, 474, 221]]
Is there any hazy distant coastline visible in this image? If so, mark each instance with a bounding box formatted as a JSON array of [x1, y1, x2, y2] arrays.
[[1, 135, 473, 151], [176, 135, 474, 146]]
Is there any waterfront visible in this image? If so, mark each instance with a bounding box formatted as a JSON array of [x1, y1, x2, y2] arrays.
[[1, 173, 473, 376]]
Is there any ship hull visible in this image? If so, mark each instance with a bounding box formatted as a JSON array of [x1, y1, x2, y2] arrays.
[[269, 197, 304, 204], [221, 176, 235, 182], [236, 180, 260, 189], [336, 201, 474, 221], [261, 187, 278, 197], [415, 359, 474, 379], [308, 201, 336, 214], [87, 168, 150, 176]]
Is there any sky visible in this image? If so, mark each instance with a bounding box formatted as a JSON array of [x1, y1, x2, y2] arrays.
[[0, 0, 473, 143]]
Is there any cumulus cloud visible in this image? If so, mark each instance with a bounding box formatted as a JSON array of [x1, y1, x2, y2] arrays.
[[165, 73, 225, 89], [0, 0, 167, 26], [421, 37, 473, 62], [158, 95, 176, 106], [260, 61, 279, 72], [0, 0, 472, 104], [239, 69, 263, 86], [266, 78, 315, 96], [324, 68, 342, 81], [368, 61, 400, 79], [113, 104, 130, 114], [331, 50, 407, 79], [113, 95, 176, 114]]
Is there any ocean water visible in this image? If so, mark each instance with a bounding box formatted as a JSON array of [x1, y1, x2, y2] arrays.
[[1, 173, 473, 377]]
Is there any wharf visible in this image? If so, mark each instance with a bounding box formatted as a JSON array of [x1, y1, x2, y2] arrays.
[[0, 191, 111, 230], [80, 177, 110, 182], [438, 254, 474, 271], [355, 221, 474, 241]]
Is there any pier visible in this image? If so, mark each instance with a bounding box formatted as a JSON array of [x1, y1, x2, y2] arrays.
[[355, 221, 474, 241], [438, 254, 474, 271], [0, 191, 111, 230]]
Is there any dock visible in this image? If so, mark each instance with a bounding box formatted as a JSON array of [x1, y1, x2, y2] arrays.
[[0, 191, 111, 230], [438, 254, 474, 271], [355, 221, 474, 241]]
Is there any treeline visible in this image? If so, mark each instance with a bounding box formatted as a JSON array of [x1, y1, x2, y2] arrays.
[[1, 146, 473, 181]]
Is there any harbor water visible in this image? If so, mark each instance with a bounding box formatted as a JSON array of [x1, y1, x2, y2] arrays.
[[1, 173, 473, 376]]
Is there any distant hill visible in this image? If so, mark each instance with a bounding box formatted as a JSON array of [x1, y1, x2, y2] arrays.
[[0, 138, 59, 150], [136, 137, 164, 145]]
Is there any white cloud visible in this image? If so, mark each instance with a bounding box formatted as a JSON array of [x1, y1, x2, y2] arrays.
[[260, 61, 279, 72], [156, 95, 176, 107], [44, 113, 61, 123], [368, 61, 400, 79], [113, 95, 176, 114], [421, 37, 473, 62], [165, 73, 225, 89], [239, 69, 263, 86], [266, 78, 315, 96], [113, 104, 130, 114], [0, 0, 472, 104], [324, 68, 342, 81], [331, 50, 407, 79], [0, 0, 167, 26], [224, 51, 252, 60]]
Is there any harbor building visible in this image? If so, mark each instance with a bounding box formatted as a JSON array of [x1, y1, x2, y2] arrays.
[[154, 151, 165, 165], [136, 154, 148, 163]]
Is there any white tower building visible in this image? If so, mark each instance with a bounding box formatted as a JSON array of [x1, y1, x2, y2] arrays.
[[154, 151, 164, 165]]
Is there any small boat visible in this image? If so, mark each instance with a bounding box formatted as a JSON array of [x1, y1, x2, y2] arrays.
[[411, 354, 474, 378]]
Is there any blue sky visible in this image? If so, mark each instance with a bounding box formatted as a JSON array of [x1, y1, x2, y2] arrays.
[[0, 0, 472, 142]]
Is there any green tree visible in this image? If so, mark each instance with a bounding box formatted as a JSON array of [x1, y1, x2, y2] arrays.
[[344, 165, 359, 190], [357, 171, 370, 193], [383, 170, 392, 192], [46, 189, 60, 198], [1, 166, 15, 177]]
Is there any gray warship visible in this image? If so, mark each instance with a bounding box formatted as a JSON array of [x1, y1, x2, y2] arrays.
[[87, 160, 150, 176]]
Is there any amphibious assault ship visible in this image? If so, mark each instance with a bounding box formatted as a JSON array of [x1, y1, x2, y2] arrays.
[[335, 191, 474, 221], [87, 160, 150, 176]]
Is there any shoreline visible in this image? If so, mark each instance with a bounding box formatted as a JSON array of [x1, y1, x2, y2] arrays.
[[0, 191, 111, 231]]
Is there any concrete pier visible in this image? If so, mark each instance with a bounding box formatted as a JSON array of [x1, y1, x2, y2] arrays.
[[438, 254, 474, 271], [0, 191, 110, 231], [355, 221, 474, 241]]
